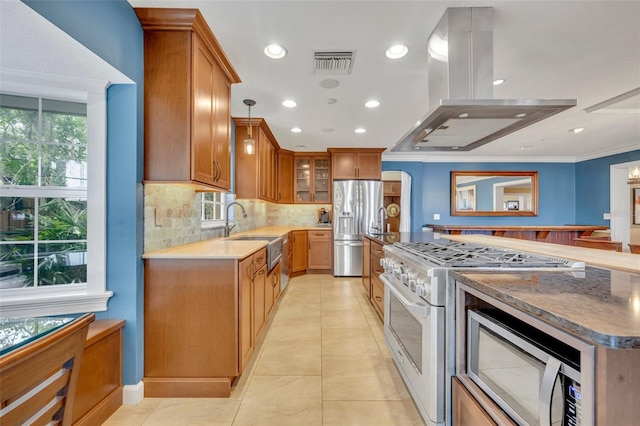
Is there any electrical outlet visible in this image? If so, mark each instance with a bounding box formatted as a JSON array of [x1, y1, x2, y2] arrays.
[[433, 213, 440, 220], [603, 212, 611, 220]]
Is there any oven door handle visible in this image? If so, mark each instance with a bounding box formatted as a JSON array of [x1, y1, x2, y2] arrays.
[[539, 356, 562, 426], [382, 275, 429, 318]]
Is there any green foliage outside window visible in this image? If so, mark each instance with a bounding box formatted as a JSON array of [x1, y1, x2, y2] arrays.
[[0, 95, 88, 287]]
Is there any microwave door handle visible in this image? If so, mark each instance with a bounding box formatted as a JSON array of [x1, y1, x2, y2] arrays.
[[539, 357, 562, 426]]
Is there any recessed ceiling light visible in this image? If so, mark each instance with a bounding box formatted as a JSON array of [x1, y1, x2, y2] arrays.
[[570, 127, 586, 133], [282, 100, 297, 108], [519, 145, 533, 150], [365, 100, 380, 108], [327, 98, 338, 104], [322, 128, 335, 133], [493, 78, 505, 86], [515, 113, 527, 118], [319, 79, 340, 89], [458, 113, 469, 118], [295, 144, 306, 148], [291, 127, 302, 133], [385, 44, 408, 59], [355, 128, 366, 134], [264, 44, 287, 59]]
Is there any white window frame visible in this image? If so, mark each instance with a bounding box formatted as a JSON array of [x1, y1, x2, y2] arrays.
[[0, 69, 111, 317], [200, 192, 225, 229]]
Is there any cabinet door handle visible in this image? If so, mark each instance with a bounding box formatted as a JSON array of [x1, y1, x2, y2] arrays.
[[216, 161, 222, 181], [273, 274, 279, 287], [374, 296, 382, 302], [258, 269, 265, 276], [256, 256, 265, 264]]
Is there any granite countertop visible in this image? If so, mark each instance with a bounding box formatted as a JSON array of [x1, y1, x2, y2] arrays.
[[143, 225, 330, 259], [451, 266, 640, 349]]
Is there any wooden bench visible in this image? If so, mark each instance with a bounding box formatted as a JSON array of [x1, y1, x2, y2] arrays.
[[72, 319, 125, 425], [574, 238, 622, 252]]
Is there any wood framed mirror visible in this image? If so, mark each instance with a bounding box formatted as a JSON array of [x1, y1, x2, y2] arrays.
[[451, 171, 538, 216]]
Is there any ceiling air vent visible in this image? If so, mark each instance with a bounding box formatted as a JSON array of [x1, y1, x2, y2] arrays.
[[312, 50, 356, 75]]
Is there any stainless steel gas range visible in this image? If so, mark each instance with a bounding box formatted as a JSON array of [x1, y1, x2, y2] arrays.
[[380, 238, 584, 426]]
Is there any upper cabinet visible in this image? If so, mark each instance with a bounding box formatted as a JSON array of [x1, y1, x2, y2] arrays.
[[234, 118, 279, 203], [294, 153, 331, 204], [277, 150, 295, 204], [135, 8, 241, 191], [328, 148, 386, 180]]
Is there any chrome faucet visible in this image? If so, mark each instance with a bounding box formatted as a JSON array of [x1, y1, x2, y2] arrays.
[[224, 202, 248, 237], [377, 206, 388, 233]]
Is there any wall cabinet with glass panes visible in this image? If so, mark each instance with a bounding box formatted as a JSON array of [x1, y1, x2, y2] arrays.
[[294, 153, 331, 204]]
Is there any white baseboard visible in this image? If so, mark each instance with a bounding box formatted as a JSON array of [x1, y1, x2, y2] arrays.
[[123, 381, 144, 405]]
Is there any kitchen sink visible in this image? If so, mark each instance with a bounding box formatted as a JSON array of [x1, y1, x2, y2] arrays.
[[228, 235, 283, 270]]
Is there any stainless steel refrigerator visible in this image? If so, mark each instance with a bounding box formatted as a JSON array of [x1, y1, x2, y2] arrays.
[[333, 180, 383, 276]]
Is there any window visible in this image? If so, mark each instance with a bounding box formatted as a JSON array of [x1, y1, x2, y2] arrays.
[[1, 95, 88, 288], [201, 192, 225, 228], [0, 74, 110, 317]]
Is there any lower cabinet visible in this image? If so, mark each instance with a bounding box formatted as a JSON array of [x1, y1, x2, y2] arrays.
[[290, 230, 308, 274], [144, 248, 269, 398], [369, 239, 385, 321], [362, 237, 371, 297], [308, 230, 332, 270], [266, 262, 281, 316], [452, 377, 497, 426]]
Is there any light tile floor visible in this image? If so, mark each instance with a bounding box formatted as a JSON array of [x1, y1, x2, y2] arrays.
[[104, 274, 424, 425]]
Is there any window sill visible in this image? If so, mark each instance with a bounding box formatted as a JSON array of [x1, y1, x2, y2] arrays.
[[201, 221, 225, 230], [0, 285, 113, 317]]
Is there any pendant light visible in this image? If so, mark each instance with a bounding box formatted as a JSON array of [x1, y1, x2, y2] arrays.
[[243, 99, 256, 155]]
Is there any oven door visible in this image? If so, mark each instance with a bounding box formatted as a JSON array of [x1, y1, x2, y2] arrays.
[[381, 273, 445, 425]]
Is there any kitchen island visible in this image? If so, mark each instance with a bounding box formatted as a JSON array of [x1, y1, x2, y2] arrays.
[[450, 248, 640, 425]]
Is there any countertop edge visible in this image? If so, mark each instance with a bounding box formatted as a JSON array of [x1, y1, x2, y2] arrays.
[[142, 225, 332, 259]]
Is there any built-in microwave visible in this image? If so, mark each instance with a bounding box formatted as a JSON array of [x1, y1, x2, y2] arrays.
[[467, 309, 586, 426]]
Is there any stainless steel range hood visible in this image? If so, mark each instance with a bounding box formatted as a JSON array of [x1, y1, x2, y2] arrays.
[[392, 7, 576, 152]]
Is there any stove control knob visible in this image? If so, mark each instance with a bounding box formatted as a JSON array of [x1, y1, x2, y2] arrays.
[[415, 279, 430, 299], [392, 267, 401, 278], [400, 273, 409, 284], [408, 279, 417, 292]]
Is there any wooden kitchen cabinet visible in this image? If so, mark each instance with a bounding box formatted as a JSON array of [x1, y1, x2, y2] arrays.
[[294, 153, 331, 204], [369, 239, 386, 321], [452, 377, 498, 426], [308, 230, 332, 271], [362, 236, 372, 298], [136, 8, 240, 191], [290, 230, 308, 275], [144, 247, 270, 398], [266, 262, 281, 316], [277, 150, 295, 203], [328, 148, 385, 180], [234, 118, 279, 203]]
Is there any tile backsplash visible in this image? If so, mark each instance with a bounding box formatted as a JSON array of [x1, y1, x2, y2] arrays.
[[144, 184, 331, 252]]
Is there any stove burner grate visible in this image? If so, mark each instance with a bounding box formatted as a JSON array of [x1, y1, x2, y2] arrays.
[[394, 241, 584, 270]]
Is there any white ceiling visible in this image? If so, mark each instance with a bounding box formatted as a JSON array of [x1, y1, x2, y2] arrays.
[[127, 0, 640, 162], [6, 0, 638, 162]]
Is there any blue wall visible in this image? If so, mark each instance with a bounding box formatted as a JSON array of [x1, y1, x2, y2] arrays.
[[383, 161, 577, 229], [23, 0, 145, 385], [575, 150, 640, 225]]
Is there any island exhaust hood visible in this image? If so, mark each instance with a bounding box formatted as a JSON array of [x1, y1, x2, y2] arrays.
[[392, 7, 576, 152]]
